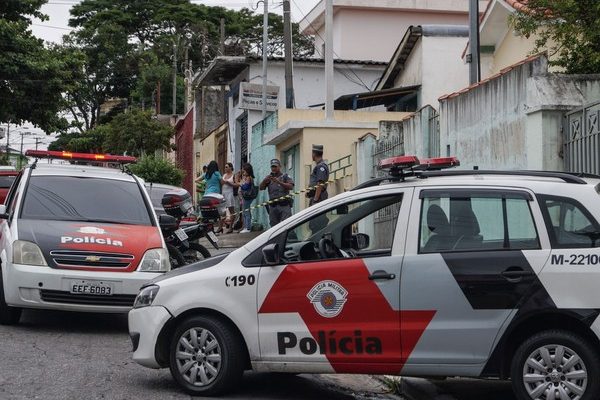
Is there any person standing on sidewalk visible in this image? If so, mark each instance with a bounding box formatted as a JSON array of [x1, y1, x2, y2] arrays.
[[308, 144, 329, 206], [221, 162, 238, 233], [239, 163, 257, 233], [307, 145, 330, 234], [259, 158, 294, 227]]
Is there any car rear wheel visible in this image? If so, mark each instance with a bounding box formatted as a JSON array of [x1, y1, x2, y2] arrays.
[[0, 268, 21, 325], [169, 315, 244, 396], [511, 330, 600, 400]]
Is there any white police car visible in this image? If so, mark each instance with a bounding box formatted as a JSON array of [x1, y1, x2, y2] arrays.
[[129, 156, 600, 400], [0, 151, 171, 325]]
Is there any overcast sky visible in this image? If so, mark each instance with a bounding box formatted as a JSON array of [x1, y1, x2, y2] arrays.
[[31, 0, 321, 44]]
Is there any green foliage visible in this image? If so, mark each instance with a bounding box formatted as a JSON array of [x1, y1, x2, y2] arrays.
[[50, 109, 173, 156], [0, 0, 72, 132], [511, 0, 600, 74], [102, 109, 173, 156], [129, 155, 184, 186]]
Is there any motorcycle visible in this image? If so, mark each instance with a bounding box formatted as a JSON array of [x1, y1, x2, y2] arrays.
[[161, 189, 221, 268]]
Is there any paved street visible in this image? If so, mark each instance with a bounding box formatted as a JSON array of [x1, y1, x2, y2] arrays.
[[0, 309, 399, 400], [401, 377, 515, 400]]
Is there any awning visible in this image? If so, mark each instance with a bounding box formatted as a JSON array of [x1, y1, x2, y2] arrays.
[[334, 85, 420, 110], [193, 57, 249, 87]]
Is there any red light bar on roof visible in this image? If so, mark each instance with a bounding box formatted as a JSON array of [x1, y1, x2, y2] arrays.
[[418, 157, 460, 170], [25, 150, 137, 164], [378, 155, 420, 170]]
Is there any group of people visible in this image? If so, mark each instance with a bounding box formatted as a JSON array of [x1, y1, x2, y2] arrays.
[[194, 144, 329, 234]]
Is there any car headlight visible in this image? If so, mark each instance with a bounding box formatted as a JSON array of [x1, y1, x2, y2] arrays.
[[133, 285, 160, 308], [137, 248, 170, 272], [13, 240, 48, 266]]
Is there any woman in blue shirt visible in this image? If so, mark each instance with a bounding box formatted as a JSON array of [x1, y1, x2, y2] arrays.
[[203, 161, 222, 195]]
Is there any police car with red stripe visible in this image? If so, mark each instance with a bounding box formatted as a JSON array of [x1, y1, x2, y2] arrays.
[[0, 151, 171, 324], [129, 156, 600, 400]]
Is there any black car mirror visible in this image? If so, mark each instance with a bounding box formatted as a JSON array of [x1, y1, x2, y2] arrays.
[[262, 243, 281, 266], [159, 214, 178, 231], [352, 233, 370, 250]]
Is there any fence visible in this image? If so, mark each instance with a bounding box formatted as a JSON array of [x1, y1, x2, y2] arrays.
[[564, 100, 600, 174]]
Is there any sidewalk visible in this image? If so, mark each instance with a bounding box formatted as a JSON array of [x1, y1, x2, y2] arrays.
[[198, 230, 262, 249]]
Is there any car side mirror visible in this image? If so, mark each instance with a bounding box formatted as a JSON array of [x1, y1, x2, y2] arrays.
[[0, 205, 8, 220], [262, 243, 281, 266], [352, 233, 370, 250], [159, 214, 178, 231]]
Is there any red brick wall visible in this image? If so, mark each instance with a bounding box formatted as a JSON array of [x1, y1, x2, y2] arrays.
[[175, 108, 194, 194]]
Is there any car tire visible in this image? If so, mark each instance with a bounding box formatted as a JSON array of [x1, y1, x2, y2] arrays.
[[169, 315, 244, 396], [0, 267, 21, 325], [511, 329, 600, 400]]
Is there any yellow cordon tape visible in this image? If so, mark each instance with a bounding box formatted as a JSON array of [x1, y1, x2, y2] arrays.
[[219, 172, 353, 219]]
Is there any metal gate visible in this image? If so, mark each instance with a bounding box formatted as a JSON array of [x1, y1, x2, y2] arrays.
[[564, 101, 600, 174]]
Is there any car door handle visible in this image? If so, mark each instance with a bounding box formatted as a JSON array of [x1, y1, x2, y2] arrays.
[[501, 267, 532, 283], [368, 270, 396, 280]]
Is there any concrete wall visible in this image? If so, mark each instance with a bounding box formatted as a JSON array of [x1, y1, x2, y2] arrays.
[[440, 55, 600, 171], [421, 36, 470, 107], [393, 39, 423, 89], [313, 8, 471, 62]]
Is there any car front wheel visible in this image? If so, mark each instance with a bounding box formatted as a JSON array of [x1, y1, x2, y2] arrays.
[[511, 329, 600, 400], [169, 315, 244, 396], [0, 268, 21, 325]]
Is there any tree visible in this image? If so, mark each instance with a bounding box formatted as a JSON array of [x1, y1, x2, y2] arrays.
[[0, 0, 72, 132], [129, 155, 184, 186], [511, 0, 600, 74], [50, 109, 173, 156], [102, 109, 173, 156]]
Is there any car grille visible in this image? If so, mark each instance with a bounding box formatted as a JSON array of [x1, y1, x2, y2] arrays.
[[40, 290, 136, 307], [49, 250, 135, 269]]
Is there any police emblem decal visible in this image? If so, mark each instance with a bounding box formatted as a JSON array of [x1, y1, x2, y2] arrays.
[[307, 280, 348, 318]]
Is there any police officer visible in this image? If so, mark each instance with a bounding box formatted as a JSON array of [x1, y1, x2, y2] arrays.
[[307, 144, 330, 235], [259, 159, 295, 227], [308, 144, 329, 206]]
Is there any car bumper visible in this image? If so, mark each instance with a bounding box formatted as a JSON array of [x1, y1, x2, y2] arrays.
[[3, 263, 162, 313], [129, 305, 172, 368]]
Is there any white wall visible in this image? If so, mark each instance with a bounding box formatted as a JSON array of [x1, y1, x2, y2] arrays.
[[421, 36, 470, 107], [315, 9, 470, 62]]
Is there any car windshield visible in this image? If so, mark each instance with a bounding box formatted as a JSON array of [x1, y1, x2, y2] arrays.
[[21, 176, 153, 226], [147, 185, 171, 208]]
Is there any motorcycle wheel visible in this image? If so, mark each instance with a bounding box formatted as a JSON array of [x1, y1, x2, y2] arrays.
[[167, 243, 186, 269], [182, 242, 211, 264]]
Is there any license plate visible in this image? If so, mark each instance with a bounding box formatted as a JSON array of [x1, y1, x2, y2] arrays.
[[175, 228, 188, 241], [70, 280, 113, 296], [207, 231, 218, 243]]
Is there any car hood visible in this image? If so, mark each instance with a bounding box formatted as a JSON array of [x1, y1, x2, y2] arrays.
[[17, 219, 163, 272], [147, 252, 230, 286]]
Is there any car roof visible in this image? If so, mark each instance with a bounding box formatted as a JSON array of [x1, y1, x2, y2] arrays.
[[353, 171, 600, 196], [28, 163, 137, 182]]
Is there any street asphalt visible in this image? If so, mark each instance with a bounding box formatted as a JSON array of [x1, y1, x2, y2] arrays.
[[0, 308, 399, 400]]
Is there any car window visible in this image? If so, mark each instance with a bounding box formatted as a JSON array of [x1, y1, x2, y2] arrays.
[[21, 176, 153, 226], [538, 195, 600, 248], [5, 171, 23, 222], [147, 186, 170, 208], [419, 191, 539, 253], [280, 194, 403, 263], [0, 175, 16, 189]]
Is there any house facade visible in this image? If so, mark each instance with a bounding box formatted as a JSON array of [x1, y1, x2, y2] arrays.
[[300, 0, 487, 62]]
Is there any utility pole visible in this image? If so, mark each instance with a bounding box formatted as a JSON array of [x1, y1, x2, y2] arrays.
[[283, 0, 295, 109], [172, 38, 178, 116], [261, 0, 269, 119], [219, 18, 225, 56], [18, 132, 26, 170], [5, 123, 9, 164], [325, 0, 334, 120], [468, 0, 481, 84], [184, 43, 190, 113], [35, 138, 42, 150], [157, 81, 161, 114]]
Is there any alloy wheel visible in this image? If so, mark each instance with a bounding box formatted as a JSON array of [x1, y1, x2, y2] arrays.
[[175, 327, 222, 386]]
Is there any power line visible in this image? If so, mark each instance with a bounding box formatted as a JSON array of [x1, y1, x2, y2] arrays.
[[31, 23, 74, 31]]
